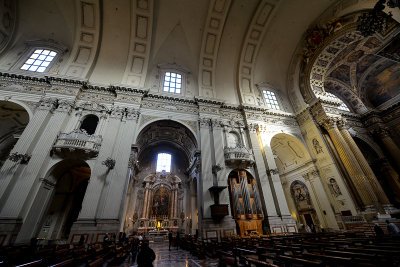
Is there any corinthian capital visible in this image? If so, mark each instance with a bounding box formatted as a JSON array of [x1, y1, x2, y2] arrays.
[[336, 118, 347, 130], [320, 117, 337, 130], [38, 97, 57, 111], [126, 108, 140, 121], [373, 127, 390, 138], [199, 118, 210, 128], [56, 99, 75, 113]]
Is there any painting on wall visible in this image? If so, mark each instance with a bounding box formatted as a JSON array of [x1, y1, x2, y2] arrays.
[[365, 63, 400, 107], [151, 187, 170, 217]]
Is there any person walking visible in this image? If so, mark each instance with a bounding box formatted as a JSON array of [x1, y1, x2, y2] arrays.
[[175, 232, 180, 250], [136, 241, 156, 267], [168, 231, 173, 251], [374, 223, 384, 237], [386, 220, 400, 236]]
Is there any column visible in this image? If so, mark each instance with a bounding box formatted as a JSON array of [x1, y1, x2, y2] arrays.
[[247, 124, 278, 217], [0, 97, 56, 207], [375, 127, 400, 169], [338, 120, 389, 204], [77, 109, 121, 220], [211, 120, 225, 182], [320, 118, 377, 208], [101, 109, 140, 220], [199, 118, 213, 219], [379, 159, 400, 204], [11, 99, 74, 243]]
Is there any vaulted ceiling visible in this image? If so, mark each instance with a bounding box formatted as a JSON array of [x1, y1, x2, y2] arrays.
[[1, 0, 400, 112]]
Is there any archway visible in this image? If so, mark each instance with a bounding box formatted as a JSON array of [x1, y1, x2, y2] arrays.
[[0, 101, 30, 167], [37, 160, 91, 241], [353, 137, 400, 206], [270, 133, 332, 231], [124, 120, 198, 236]]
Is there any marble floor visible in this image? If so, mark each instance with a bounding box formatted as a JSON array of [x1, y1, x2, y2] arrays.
[[119, 241, 219, 267]]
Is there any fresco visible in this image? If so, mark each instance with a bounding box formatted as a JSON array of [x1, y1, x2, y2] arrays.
[[356, 54, 379, 83], [365, 63, 400, 107], [151, 187, 170, 217], [347, 50, 364, 62], [329, 40, 360, 69], [328, 64, 351, 86]]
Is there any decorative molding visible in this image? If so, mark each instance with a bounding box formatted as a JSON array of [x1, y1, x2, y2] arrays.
[[0, 0, 17, 54], [237, 0, 278, 105], [102, 157, 116, 170], [198, 0, 232, 98], [122, 0, 154, 87], [61, 0, 101, 78]]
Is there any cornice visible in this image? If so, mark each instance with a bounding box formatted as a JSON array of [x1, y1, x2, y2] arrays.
[[146, 93, 196, 105], [194, 96, 224, 106]]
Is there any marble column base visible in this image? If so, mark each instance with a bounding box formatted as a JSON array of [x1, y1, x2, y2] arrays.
[[0, 218, 22, 245], [68, 219, 121, 244]]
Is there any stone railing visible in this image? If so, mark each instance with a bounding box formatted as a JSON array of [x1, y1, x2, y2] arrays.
[[224, 146, 255, 168], [341, 215, 366, 224], [53, 129, 102, 158]]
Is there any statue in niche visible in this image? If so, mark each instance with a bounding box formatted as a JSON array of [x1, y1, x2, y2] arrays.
[[328, 178, 342, 197], [290, 181, 312, 211], [312, 138, 323, 154]]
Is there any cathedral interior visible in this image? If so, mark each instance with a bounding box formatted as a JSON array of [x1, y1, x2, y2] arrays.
[[1, 1, 400, 259]]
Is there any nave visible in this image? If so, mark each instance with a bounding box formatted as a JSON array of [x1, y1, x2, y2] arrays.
[[2, 230, 400, 267]]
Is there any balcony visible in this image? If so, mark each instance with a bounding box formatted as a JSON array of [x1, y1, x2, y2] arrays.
[[224, 146, 255, 168], [52, 129, 102, 158]]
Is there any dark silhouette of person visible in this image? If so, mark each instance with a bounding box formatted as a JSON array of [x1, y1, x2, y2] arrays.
[[79, 234, 85, 246], [137, 241, 156, 267], [374, 223, 384, 237], [176, 232, 180, 250], [168, 231, 173, 251]]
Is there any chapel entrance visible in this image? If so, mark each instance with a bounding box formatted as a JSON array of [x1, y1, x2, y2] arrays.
[[37, 160, 91, 241]]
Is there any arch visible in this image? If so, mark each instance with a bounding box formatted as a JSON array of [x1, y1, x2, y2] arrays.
[[3, 99, 34, 120], [135, 119, 198, 161], [135, 118, 198, 146], [79, 114, 99, 135], [0, 100, 30, 167], [270, 133, 312, 173], [19, 159, 91, 243]]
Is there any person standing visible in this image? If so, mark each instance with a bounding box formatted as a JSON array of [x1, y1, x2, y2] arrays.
[[386, 220, 400, 236], [374, 223, 384, 237], [176, 232, 180, 250], [137, 241, 156, 267], [168, 231, 173, 251]]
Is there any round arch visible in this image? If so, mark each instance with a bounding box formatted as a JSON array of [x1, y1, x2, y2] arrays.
[[134, 118, 199, 147]]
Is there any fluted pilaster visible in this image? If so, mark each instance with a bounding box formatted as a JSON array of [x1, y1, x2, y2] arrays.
[[337, 120, 389, 204], [375, 127, 400, 169], [320, 117, 377, 207]]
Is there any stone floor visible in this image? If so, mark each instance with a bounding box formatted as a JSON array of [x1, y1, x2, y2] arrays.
[[119, 241, 219, 267]]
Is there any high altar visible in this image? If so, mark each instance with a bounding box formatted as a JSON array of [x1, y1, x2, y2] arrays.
[[137, 172, 182, 232]]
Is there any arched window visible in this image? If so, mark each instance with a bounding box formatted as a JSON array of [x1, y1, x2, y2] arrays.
[[325, 92, 350, 111], [20, 49, 57, 73], [80, 115, 99, 135], [163, 72, 182, 94], [262, 90, 280, 110], [156, 153, 171, 172]]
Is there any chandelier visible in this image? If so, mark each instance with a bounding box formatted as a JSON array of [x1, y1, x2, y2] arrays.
[[357, 0, 400, 37]]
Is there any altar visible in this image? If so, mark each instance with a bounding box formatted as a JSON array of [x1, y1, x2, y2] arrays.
[[148, 229, 169, 242]]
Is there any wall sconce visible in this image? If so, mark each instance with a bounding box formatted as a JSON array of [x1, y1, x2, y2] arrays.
[[102, 157, 116, 169], [8, 152, 31, 164]]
